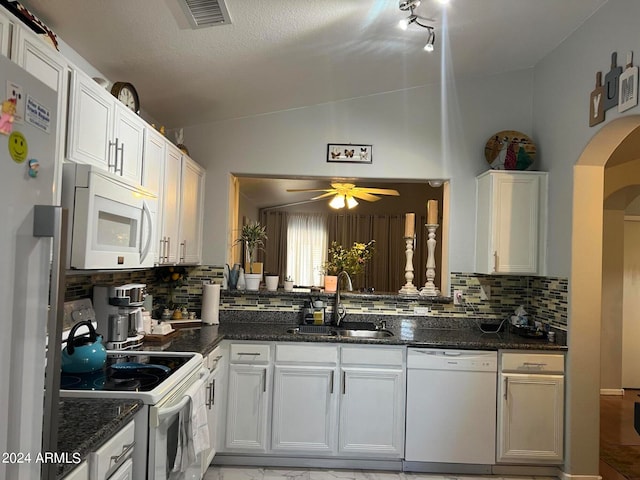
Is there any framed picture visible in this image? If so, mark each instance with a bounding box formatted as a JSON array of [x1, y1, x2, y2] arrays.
[[327, 144, 372, 164]]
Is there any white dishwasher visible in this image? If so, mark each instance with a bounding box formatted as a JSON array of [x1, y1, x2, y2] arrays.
[[404, 348, 497, 473]]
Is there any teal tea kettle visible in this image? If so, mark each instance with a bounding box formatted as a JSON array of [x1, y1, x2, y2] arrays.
[[61, 320, 107, 373]]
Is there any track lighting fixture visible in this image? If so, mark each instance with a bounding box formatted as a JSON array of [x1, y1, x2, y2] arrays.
[[398, 0, 439, 52]]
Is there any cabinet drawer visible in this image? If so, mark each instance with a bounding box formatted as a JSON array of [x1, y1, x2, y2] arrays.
[[230, 343, 271, 363], [88, 420, 134, 480], [341, 346, 404, 366], [501, 352, 564, 373], [275, 343, 338, 364], [207, 346, 224, 370]]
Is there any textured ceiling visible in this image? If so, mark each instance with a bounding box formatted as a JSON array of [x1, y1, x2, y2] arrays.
[[20, 0, 607, 128]]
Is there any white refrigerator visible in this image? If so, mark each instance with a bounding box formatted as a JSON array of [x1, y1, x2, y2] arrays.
[[0, 54, 63, 480]]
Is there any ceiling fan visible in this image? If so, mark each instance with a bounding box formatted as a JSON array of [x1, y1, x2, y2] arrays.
[[286, 183, 400, 209]]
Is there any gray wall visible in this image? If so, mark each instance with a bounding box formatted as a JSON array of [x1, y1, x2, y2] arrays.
[[185, 68, 535, 270]]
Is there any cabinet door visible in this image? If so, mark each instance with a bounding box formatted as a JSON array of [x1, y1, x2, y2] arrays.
[[160, 143, 182, 263], [476, 171, 547, 274], [178, 155, 205, 264], [225, 364, 269, 451], [113, 105, 144, 184], [61, 461, 88, 480], [12, 24, 69, 203], [0, 10, 10, 58], [67, 69, 113, 170], [272, 365, 338, 454], [338, 367, 404, 457], [497, 373, 564, 463], [143, 127, 165, 195]]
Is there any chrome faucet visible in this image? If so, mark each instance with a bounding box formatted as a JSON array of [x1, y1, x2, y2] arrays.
[[333, 271, 353, 326]]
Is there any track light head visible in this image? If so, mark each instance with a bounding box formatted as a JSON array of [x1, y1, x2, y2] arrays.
[[398, 14, 417, 30], [399, 0, 421, 11], [424, 29, 435, 51]]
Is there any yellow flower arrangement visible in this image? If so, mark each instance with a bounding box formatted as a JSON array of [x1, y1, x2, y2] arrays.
[[323, 240, 375, 276]]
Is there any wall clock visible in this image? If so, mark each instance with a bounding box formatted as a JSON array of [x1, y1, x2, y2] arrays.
[[111, 82, 140, 113]]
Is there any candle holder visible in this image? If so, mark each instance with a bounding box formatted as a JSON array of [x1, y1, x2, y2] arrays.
[[420, 224, 440, 297], [399, 235, 419, 296]]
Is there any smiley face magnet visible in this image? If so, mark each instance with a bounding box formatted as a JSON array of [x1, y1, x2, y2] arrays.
[[8, 131, 28, 163]]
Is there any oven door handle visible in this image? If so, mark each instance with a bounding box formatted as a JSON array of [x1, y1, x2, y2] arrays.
[[152, 368, 208, 427]]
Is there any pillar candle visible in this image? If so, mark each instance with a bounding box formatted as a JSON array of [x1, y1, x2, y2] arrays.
[[404, 213, 415, 237], [427, 200, 438, 224]]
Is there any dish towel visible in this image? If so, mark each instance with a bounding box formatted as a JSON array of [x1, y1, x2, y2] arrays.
[[171, 384, 210, 476]]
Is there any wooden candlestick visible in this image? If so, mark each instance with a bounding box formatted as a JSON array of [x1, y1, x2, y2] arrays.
[[420, 223, 440, 297], [399, 236, 419, 296]]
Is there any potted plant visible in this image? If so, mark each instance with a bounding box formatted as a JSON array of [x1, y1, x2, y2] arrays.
[[235, 221, 267, 290], [322, 240, 375, 292]]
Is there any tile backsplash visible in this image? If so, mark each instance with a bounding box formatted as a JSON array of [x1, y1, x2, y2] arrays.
[[65, 265, 567, 330]]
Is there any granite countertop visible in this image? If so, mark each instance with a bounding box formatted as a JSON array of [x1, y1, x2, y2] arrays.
[[56, 398, 142, 479], [143, 314, 567, 355]]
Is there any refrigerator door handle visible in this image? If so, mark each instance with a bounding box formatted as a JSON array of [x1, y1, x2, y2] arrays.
[[35, 206, 68, 480]]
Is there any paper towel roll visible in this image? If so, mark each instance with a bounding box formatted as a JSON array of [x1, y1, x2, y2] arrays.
[[201, 283, 220, 325]]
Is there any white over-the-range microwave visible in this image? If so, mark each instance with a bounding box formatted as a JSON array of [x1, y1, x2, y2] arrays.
[[61, 162, 158, 269]]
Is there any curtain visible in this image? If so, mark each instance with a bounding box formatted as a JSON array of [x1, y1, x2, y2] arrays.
[[325, 213, 432, 292], [259, 211, 288, 278], [286, 213, 328, 287]]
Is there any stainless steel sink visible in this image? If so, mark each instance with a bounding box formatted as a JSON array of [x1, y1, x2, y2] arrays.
[[286, 325, 393, 338], [335, 329, 394, 338]]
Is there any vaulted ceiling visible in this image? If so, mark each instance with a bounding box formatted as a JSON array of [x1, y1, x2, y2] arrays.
[[21, 0, 607, 128]]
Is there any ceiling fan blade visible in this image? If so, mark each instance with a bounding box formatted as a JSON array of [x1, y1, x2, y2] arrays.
[[353, 187, 400, 196], [350, 191, 381, 202], [311, 192, 337, 200], [286, 188, 334, 193]]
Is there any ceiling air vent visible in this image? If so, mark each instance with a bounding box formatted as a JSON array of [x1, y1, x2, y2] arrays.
[[180, 0, 232, 28]]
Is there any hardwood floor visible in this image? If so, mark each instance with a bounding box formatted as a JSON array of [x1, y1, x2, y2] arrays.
[[601, 389, 640, 480]]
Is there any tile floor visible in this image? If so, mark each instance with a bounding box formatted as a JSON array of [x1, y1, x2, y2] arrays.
[[203, 467, 555, 480]]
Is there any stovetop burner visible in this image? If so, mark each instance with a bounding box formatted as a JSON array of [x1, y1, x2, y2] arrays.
[[60, 352, 192, 392]]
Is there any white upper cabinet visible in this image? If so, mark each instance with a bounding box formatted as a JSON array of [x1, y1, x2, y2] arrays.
[[159, 143, 183, 264], [0, 10, 10, 57], [67, 68, 144, 185], [179, 155, 205, 264], [475, 170, 548, 275], [10, 21, 69, 203]]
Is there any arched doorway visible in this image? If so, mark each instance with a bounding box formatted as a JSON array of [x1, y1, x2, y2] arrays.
[[569, 116, 640, 474]]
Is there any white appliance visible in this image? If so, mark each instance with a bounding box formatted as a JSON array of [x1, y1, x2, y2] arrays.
[[0, 54, 63, 480], [93, 285, 146, 350], [61, 162, 158, 269], [60, 300, 208, 480], [404, 348, 498, 473]]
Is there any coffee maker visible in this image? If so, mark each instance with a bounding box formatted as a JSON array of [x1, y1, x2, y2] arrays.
[[93, 284, 147, 350]]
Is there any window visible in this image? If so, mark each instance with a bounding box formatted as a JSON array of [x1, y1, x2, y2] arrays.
[[286, 213, 327, 286]]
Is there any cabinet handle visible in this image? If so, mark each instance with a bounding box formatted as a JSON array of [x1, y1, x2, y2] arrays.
[[342, 371, 346, 395], [180, 240, 186, 262], [523, 362, 547, 368], [110, 441, 135, 464], [205, 382, 213, 409], [108, 139, 118, 173], [237, 352, 260, 356], [118, 142, 125, 175], [493, 251, 498, 273], [262, 369, 267, 393], [166, 237, 171, 262], [211, 379, 215, 406], [504, 377, 509, 400], [330, 371, 334, 394]]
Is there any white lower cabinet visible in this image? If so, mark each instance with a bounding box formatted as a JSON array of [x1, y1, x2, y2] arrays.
[[88, 419, 135, 479], [225, 343, 271, 452], [339, 347, 405, 457], [62, 461, 89, 480], [201, 345, 227, 474], [271, 344, 339, 454], [497, 352, 565, 464]]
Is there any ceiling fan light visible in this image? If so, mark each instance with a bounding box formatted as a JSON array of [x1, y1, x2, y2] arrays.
[[329, 194, 345, 209], [346, 195, 358, 209]]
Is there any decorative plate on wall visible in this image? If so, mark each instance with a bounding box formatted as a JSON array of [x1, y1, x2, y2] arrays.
[[484, 130, 536, 170]]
